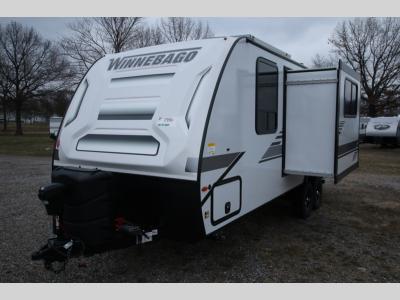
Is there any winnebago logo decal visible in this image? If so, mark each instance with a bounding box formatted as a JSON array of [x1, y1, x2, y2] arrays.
[[107, 47, 201, 71]]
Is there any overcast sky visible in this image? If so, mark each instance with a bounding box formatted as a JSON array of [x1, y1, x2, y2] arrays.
[[0, 17, 350, 66]]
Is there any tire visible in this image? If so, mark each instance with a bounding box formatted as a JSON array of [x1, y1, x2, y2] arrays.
[[312, 179, 323, 210], [295, 180, 313, 219]]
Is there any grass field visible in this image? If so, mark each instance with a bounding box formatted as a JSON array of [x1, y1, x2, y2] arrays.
[[0, 123, 54, 156]]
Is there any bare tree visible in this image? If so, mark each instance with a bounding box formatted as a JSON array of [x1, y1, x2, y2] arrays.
[[159, 17, 213, 43], [0, 38, 9, 131], [311, 53, 337, 68], [329, 18, 400, 117], [60, 17, 142, 80], [0, 22, 73, 135], [133, 25, 165, 48], [0, 74, 12, 131], [96, 17, 143, 52]]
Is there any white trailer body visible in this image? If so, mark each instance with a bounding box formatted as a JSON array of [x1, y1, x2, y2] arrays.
[[365, 116, 400, 146], [33, 36, 361, 265]]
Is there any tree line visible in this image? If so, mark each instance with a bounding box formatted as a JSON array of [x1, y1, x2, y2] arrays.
[[1, 17, 399, 135], [0, 17, 213, 135], [312, 18, 400, 117]]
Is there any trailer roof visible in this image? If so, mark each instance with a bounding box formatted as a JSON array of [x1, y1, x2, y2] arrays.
[[239, 35, 307, 69], [206, 35, 307, 69], [103, 35, 308, 70]]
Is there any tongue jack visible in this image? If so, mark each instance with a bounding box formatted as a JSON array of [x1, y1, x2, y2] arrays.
[[31, 238, 84, 274]]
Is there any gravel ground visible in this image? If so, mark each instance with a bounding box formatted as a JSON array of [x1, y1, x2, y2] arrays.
[[0, 144, 399, 282]]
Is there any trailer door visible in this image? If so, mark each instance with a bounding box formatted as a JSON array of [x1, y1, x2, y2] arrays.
[[334, 62, 360, 183]]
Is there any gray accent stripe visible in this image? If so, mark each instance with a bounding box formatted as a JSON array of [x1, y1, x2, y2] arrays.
[[259, 154, 282, 163], [202, 152, 242, 172], [98, 114, 153, 120], [286, 79, 338, 85], [338, 140, 358, 156], [185, 157, 199, 173], [261, 145, 282, 160], [338, 147, 358, 159], [201, 152, 245, 207], [275, 135, 282, 139], [271, 141, 281, 146]]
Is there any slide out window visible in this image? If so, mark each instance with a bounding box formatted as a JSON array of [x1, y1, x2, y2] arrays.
[[256, 58, 278, 134], [344, 79, 358, 117]]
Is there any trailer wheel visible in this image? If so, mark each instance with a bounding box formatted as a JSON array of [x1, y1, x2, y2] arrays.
[[295, 180, 313, 219], [312, 179, 323, 210]]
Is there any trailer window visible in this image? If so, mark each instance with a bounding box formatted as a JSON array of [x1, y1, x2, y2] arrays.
[[256, 58, 278, 134], [344, 79, 358, 117]]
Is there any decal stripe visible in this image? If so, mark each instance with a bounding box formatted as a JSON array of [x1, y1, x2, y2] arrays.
[[338, 140, 358, 156], [201, 152, 243, 172], [338, 148, 358, 159], [215, 152, 245, 183], [260, 145, 282, 161], [201, 152, 245, 206], [259, 155, 282, 163]]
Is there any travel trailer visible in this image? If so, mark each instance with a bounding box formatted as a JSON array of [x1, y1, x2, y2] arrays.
[[365, 116, 400, 146], [32, 35, 361, 271]]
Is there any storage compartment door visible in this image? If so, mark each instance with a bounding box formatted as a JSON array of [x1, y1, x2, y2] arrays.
[[284, 69, 338, 177], [211, 177, 241, 226]]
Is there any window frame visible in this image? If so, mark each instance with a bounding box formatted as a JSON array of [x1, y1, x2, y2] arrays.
[[343, 78, 358, 118], [255, 57, 279, 135]]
